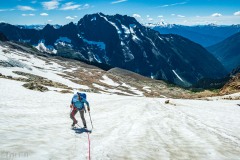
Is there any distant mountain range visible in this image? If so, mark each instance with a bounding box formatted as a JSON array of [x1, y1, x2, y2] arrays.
[[0, 13, 227, 87], [152, 24, 240, 47], [16, 24, 62, 30], [207, 32, 240, 72]]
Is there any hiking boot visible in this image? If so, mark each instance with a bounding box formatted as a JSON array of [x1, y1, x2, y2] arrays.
[[71, 120, 78, 127], [84, 125, 87, 128]]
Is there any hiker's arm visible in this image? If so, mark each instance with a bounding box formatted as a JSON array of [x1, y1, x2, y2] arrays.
[[70, 98, 74, 108], [84, 100, 90, 111]]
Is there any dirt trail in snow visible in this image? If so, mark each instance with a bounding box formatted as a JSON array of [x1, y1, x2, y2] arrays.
[[0, 79, 240, 160]]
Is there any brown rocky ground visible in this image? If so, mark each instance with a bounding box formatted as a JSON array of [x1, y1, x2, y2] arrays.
[[220, 73, 240, 95]]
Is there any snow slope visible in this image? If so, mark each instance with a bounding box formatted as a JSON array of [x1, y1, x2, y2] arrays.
[[1, 78, 240, 160], [0, 44, 89, 90]]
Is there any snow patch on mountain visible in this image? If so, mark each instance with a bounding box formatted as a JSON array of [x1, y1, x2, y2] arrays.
[[151, 73, 155, 79], [91, 17, 96, 21], [121, 83, 144, 96], [93, 54, 102, 63], [129, 24, 141, 42], [121, 25, 131, 35], [54, 37, 72, 48], [146, 37, 158, 52], [100, 75, 119, 86], [172, 70, 184, 82], [35, 39, 57, 54], [98, 14, 122, 34], [82, 39, 106, 50], [93, 83, 134, 96], [93, 83, 105, 90], [19, 39, 31, 43], [56, 37, 72, 43], [132, 34, 141, 42], [143, 86, 151, 92], [121, 44, 135, 62]]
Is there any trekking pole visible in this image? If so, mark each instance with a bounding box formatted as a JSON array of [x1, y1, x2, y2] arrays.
[[88, 112, 93, 129]]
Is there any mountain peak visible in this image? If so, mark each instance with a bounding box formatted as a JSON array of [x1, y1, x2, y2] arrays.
[[43, 24, 55, 31], [79, 13, 140, 26], [97, 12, 105, 16]]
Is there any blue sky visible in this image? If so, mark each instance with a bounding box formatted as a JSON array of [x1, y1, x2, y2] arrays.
[[0, 0, 240, 25]]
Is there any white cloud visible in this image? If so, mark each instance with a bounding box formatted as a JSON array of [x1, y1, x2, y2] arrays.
[[133, 14, 141, 18], [84, 4, 90, 7], [60, 2, 81, 10], [171, 14, 175, 16], [177, 15, 185, 18], [158, 2, 187, 8], [74, 16, 78, 18], [17, 5, 35, 11], [211, 13, 222, 17], [111, 0, 127, 4], [66, 16, 74, 20], [148, 18, 153, 21], [234, 11, 240, 16], [158, 15, 164, 18], [22, 13, 35, 16], [31, 1, 37, 4], [40, 13, 49, 16], [78, 4, 91, 10], [0, 9, 15, 12], [48, 20, 52, 22], [42, 0, 59, 10], [146, 15, 150, 18]]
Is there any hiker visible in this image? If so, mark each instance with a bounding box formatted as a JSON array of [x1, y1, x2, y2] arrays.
[[70, 92, 90, 128]]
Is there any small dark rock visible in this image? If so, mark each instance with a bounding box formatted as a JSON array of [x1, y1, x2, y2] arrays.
[[23, 82, 48, 92], [165, 100, 170, 104]]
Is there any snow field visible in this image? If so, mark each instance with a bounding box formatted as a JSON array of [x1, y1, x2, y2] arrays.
[[1, 78, 240, 160]]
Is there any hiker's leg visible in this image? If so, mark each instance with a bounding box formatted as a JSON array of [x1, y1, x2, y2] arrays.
[[80, 110, 86, 127], [70, 108, 78, 123]]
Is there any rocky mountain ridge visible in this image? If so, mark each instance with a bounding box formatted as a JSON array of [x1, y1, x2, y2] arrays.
[[0, 13, 227, 87]]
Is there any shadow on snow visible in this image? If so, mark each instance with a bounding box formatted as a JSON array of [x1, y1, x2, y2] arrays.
[[72, 127, 92, 134]]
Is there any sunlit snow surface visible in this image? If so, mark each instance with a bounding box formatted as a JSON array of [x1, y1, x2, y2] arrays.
[[0, 45, 89, 90], [99, 75, 119, 87], [0, 78, 240, 160]]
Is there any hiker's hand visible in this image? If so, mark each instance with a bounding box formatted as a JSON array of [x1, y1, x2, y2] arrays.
[[88, 108, 90, 112], [70, 104, 73, 108]]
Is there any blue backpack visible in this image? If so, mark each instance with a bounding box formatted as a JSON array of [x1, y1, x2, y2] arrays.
[[72, 92, 87, 110], [77, 92, 86, 99]]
